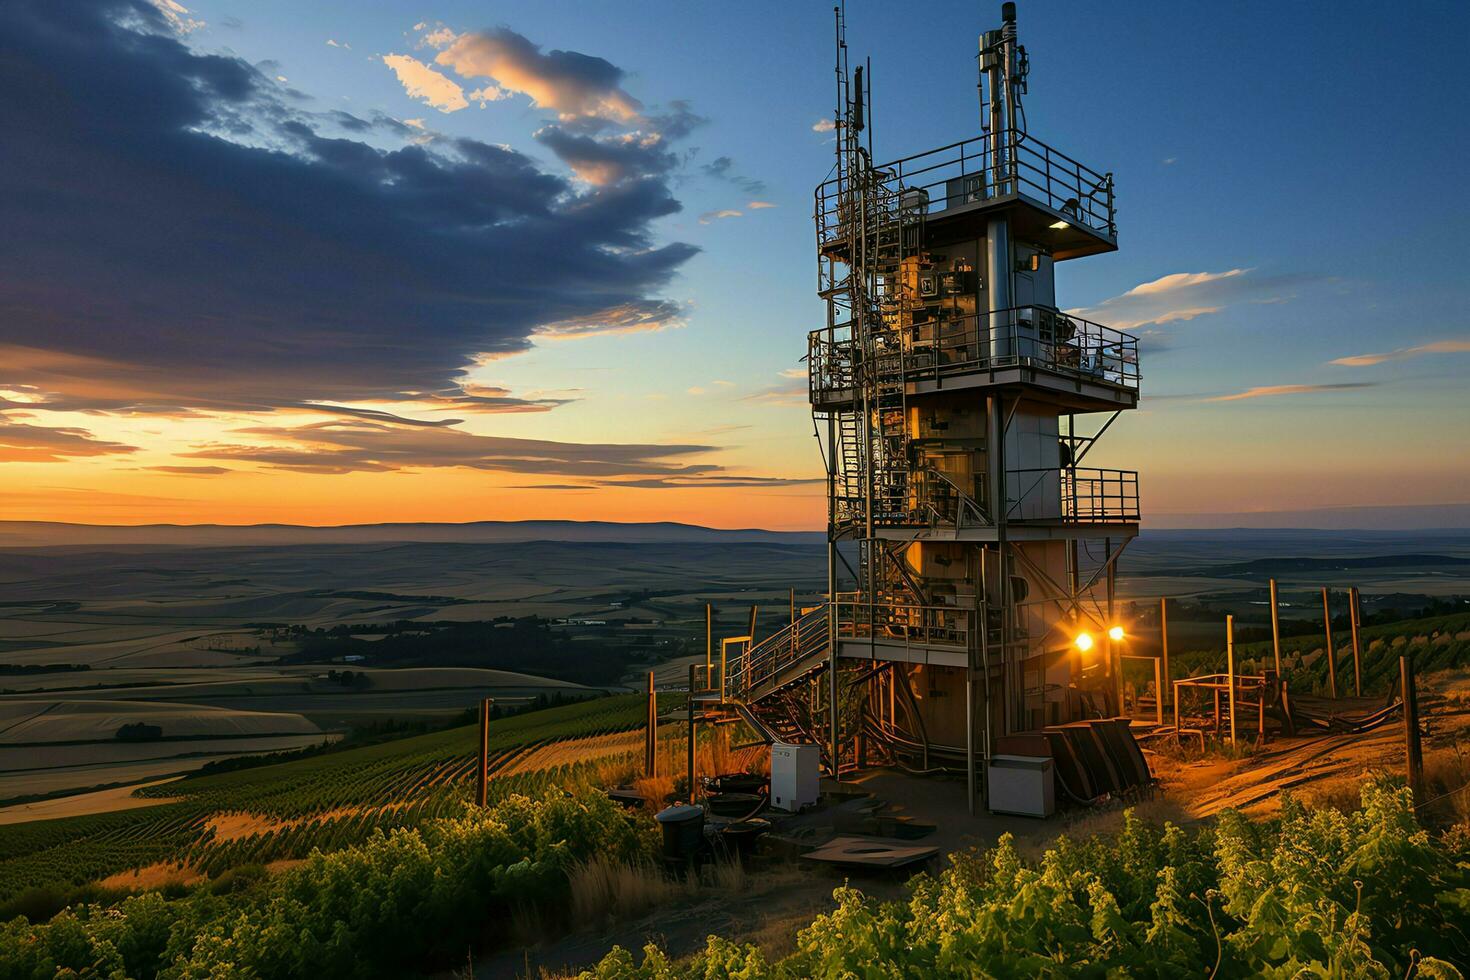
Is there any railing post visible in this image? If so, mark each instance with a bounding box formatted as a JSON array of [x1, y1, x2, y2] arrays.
[[1401, 654, 1424, 807], [1349, 586, 1363, 696], [1159, 597, 1170, 714], [1225, 615, 1237, 747], [1322, 587, 1337, 699], [476, 696, 492, 808], [686, 663, 698, 804], [646, 671, 657, 777], [1269, 577, 1283, 681]]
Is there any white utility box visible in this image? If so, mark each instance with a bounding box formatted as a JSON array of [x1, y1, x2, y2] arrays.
[[986, 754, 1055, 818], [770, 742, 820, 812]]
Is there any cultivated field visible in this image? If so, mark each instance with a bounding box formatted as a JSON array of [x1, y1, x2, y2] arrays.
[[0, 692, 672, 912]]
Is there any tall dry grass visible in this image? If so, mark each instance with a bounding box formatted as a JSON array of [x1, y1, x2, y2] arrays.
[[568, 855, 692, 925], [566, 854, 754, 928], [1423, 745, 1470, 827], [605, 728, 770, 811]]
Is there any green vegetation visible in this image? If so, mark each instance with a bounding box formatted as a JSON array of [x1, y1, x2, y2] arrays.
[[115, 723, 164, 742], [5, 780, 1464, 978], [0, 790, 655, 979], [587, 781, 1470, 978], [0, 693, 667, 918]]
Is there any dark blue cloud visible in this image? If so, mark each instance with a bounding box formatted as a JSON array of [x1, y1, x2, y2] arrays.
[[0, 0, 697, 412]]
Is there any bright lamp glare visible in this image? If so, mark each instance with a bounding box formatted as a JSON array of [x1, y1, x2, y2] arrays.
[[1074, 632, 1094, 652], [1049, 219, 1070, 229], [1108, 625, 1126, 642]]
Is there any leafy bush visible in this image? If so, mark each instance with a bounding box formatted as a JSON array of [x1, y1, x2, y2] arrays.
[[0, 692, 666, 904], [0, 789, 656, 980], [583, 779, 1470, 978]]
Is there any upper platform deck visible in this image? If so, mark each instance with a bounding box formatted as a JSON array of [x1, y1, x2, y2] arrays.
[[817, 128, 1116, 261], [809, 305, 1140, 414]]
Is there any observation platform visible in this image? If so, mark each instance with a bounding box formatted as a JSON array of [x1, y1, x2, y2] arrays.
[[809, 306, 1139, 415], [816, 129, 1117, 263]]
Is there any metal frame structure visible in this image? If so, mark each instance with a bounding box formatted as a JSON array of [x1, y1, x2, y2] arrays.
[[692, 3, 1141, 815]]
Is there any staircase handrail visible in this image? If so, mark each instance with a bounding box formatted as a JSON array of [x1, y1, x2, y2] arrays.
[[735, 604, 830, 697]]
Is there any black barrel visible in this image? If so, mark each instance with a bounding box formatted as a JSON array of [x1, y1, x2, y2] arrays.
[[720, 817, 770, 858], [655, 804, 705, 862], [712, 773, 768, 795], [706, 792, 764, 818]]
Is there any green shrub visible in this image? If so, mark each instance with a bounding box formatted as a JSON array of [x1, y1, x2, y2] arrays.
[[0, 789, 655, 980], [583, 779, 1470, 978]]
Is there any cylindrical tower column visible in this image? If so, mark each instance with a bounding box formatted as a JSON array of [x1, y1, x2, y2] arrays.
[[986, 217, 1011, 361]]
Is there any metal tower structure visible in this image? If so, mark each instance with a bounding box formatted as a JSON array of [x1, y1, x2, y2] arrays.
[[707, 3, 1142, 813]]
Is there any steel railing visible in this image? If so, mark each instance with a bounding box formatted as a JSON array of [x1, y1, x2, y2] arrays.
[[1007, 466, 1139, 523], [730, 606, 830, 698], [808, 306, 1139, 401], [832, 592, 974, 651], [817, 128, 1115, 251]]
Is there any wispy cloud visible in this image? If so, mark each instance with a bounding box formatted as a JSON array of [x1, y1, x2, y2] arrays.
[[812, 118, 835, 133], [698, 209, 741, 224], [742, 382, 808, 407], [599, 474, 823, 490], [182, 419, 722, 477], [0, 418, 138, 463], [747, 200, 776, 209], [150, 0, 203, 34], [434, 27, 641, 125], [142, 464, 232, 476], [1069, 268, 1310, 332], [534, 301, 686, 340], [1206, 382, 1375, 402], [1329, 339, 1470, 367], [382, 54, 467, 112], [1123, 269, 1246, 297], [505, 483, 592, 491], [701, 156, 765, 196]]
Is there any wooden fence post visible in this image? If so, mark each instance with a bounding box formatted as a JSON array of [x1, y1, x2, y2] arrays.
[[476, 697, 492, 808], [1322, 587, 1337, 699], [646, 670, 657, 777], [1349, 587, 1363, 697], [1268, 578, 1283, 679], [1173, 679, 1181, 743], [1159, 597, 1170, 713], [1401, 655, 1424, 807], [1153, 656, 1163, 727], [1225, 615, 1237, 747], [686, 663, 697, 804]]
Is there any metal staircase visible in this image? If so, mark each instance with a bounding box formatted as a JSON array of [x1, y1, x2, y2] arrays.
[[731, 606, 831, 703]]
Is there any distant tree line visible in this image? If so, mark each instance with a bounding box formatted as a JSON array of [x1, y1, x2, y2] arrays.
[[0, 664, 89, 675], [115, 722, 163, 742], [273, 617, 641, 687]]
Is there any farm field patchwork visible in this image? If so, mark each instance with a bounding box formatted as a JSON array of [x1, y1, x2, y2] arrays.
[[0, 692, 670, 911]]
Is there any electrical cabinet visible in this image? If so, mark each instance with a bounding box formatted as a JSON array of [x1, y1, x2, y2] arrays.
[[770, 742, 821, 812], [987, 754, 1055, 817]]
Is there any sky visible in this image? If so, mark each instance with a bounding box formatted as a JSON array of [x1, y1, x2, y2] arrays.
[[0, 0, 1466, 531]]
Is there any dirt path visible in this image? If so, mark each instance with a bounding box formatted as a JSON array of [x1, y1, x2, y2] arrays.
[[1158, 675, 1470, 819], [0, 776, 181, 825]]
